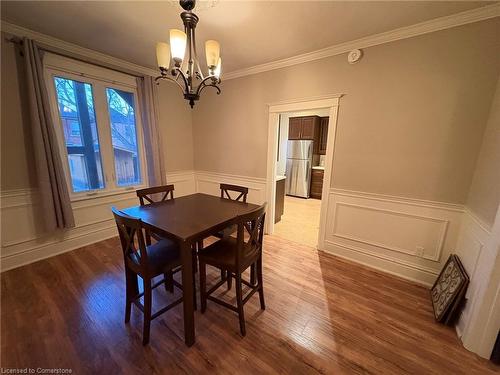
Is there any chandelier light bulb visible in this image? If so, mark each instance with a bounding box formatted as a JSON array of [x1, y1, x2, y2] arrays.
[[156, 42, 171, 70], [205, 40, 220, 68], [170, 29, 187, 64]]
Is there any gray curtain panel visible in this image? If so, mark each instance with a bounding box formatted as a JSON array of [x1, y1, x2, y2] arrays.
[[23, 38, 75, 230], [137, 76, 167, 187]]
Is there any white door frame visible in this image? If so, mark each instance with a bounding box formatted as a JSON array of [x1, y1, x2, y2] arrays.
[[265, 94, 343, 250]]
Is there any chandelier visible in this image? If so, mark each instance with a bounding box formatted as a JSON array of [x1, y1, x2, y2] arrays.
[[155, 0, 222, 108]]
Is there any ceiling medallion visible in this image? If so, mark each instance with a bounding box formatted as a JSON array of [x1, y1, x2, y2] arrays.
[[167, 0, 219, 11], [155, 0, 221, 108]]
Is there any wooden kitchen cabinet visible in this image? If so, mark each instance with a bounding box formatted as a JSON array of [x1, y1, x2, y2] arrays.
[[288, 117, 302, 140], [319, 117, 329, 155], [310, 169, 324, 199], [300, 117, 317, 139], [288, 116, 320, 141]]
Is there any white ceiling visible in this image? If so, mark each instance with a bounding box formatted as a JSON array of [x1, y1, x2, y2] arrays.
[[1, 1, 494, 73]]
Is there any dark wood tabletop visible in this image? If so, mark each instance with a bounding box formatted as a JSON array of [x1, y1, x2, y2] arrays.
[[120, 193, 261, 347], [121, 193, 260, 242]]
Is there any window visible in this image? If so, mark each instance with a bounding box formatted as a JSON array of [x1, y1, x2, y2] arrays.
[[45, 54, 147, 199], [106, 88, 141, 186], [54, 77, 105, 192]]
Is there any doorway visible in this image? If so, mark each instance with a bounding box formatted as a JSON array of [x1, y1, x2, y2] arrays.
[[265, 95, 342, 250], [273, 109, 330, 247]]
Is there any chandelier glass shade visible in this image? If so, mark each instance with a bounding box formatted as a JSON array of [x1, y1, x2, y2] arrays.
[[155, 0, 222, 108]]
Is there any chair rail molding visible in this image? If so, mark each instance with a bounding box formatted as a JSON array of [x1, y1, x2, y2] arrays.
[[195, 170, 267, 205], [0, 170, 264, 271], [166, 170, 196, 197]]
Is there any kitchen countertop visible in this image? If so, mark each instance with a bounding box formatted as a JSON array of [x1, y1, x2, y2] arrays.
[[276, 175, 286, 181], [312, 166, 325, 170]]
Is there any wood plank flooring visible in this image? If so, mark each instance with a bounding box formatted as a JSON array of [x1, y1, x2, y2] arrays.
[[1, 235, 497, 374]]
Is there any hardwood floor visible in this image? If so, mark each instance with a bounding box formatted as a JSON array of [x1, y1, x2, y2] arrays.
[[1, 235, 497, 374], [274, 196, 321, 247]]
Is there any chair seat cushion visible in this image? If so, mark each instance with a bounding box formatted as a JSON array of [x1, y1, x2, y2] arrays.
[[198, 237, 239, 271], [129, 238, 181, 275]]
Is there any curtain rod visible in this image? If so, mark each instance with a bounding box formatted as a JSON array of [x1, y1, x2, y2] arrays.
[[4, 35, 147, 79]]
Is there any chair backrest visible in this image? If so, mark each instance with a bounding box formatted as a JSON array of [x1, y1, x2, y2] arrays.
[[112, 207, 149, 269], [220, 183, 248, 203], [136, 184, 175, 205], [234, 203, 266, 267]]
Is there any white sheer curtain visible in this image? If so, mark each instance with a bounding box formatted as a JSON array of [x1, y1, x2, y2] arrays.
[[137, 76, 167, 187]]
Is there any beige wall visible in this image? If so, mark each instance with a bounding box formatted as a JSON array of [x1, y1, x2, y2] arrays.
[[157, 83, 194, 173], [0, 34, 193, 193], [192, 19, 500, 204], [466, 77, 500, 226]]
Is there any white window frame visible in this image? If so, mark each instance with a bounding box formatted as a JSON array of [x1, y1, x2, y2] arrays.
[[44, 53, 148, 201]]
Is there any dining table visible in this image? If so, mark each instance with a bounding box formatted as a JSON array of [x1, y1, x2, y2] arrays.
[[121, 192, 260, 347]]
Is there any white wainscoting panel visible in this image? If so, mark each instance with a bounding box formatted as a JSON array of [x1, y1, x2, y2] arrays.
[[195, 171, 267, 205], [166, 170, 196, 197], [322, 189, 464, 286], [454, 209, 492, 338], [0, 188, 139, 272]]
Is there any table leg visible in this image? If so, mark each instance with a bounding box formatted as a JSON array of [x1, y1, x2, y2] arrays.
[[180, 240, 195, 346]]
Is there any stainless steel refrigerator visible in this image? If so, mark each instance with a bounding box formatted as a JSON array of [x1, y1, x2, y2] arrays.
[[285, 140, 313, 198]]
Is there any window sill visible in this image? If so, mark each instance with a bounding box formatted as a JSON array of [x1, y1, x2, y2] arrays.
[[70, 186, 145, 203]]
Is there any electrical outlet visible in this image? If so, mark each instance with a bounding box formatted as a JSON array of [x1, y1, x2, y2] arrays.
[[415, 246, 424, 257]]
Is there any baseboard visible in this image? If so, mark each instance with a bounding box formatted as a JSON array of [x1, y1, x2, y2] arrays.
[[323, 240, 436, 287], [1, 223, 117, 272]]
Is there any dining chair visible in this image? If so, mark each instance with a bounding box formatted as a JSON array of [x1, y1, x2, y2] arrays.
[[198, 203, 266, 336], [136, 184, 178, 292], [220, 183, 249, 203], [136, 184, 175, 206], [214, 184, 250, 289], [112, 207, 185, 345], [136, 184, 198, 308]]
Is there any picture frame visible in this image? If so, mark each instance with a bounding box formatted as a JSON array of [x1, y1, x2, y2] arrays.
[[430, 254, 469, 323]]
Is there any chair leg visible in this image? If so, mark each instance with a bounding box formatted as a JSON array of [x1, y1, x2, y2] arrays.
[[124, 268, 136, 323], [199, 260, 207, 313], [220, 269, 226, 282], [198, 240, 204, 250], [227, 271, 232, 290], [192, 262, 197, 311], [164, 271, 174, 293], [142, 278, 152, 345], [235, 274, 246, 336], [250, 263, 256, 286], [257, 257, 265, 310]]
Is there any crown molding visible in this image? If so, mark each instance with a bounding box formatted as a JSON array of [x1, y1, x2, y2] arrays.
[[1, 20, 158, 77], [223, 3, 500, 80], [2, 3, 499, 82]]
